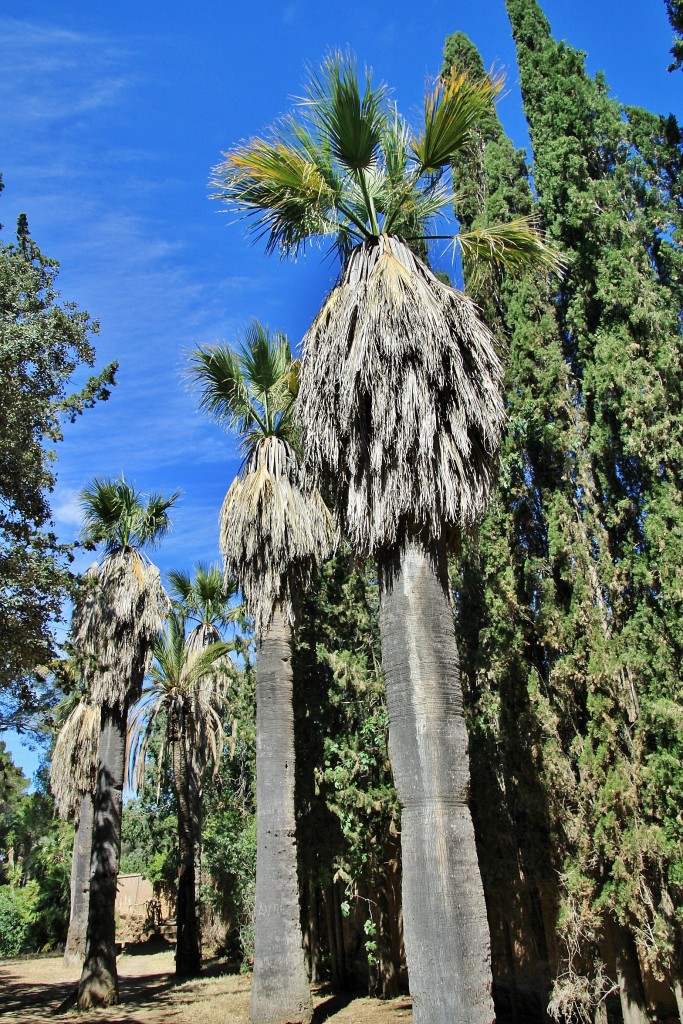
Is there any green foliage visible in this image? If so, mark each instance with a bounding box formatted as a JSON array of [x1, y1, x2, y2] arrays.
[[0, 746, 72, 956], [294, 553, 402, 992], [202, 658, 257, 965], [666, 0, 683, 70], [446, 6, 683, 1013], [0, 182, 117, 720], [0, 878, 41, 956], [120, 797, 177, 895]]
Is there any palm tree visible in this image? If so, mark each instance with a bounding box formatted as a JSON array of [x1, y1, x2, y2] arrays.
[[168, 561, 244, 653], [212, 55, 563, 1024], [166, 561, 244, 955], [73, 476, 177, 1010], [189, 322, 333, 1024], [50, 696, 100, 967], [128, 607, 231, 976]]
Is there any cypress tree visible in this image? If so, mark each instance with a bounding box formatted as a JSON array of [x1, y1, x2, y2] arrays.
[[497, 2, 683, 1018]]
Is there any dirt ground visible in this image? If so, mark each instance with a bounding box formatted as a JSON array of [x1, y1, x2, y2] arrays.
[[0, 949, 413, 1024]]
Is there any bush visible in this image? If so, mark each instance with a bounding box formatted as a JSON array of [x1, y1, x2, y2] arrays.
[[0, 880, 41, 957]]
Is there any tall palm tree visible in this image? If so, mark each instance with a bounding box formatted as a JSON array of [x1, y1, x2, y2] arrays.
[[50, 696, 100, 967], [212, 55, 563, 1024], [189, 323, 333, 1024], [73, 476, 177, 1010], [128, 608, 231, 977]]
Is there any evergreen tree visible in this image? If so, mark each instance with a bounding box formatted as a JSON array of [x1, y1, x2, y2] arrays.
[[485, 2, 683, 1018], [0, 181, 117, 723], [666, 0, 683, 70]]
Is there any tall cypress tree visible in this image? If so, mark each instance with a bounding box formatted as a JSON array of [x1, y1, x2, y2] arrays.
[[497, 2, 683, 1019], [443, 30, 602, 1023]]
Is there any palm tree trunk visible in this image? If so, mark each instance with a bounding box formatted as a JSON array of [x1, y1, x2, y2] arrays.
[[174, 727, 201, 977], [77, 704, 127, 1009], [250, 604, 312, 1024], [378, 535, 495, 1024], [64, 792, 94, 967], [189, 752, 203, 959]]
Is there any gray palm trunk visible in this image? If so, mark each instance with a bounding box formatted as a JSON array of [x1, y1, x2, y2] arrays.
[[77, 704, 128, 1009], [173, 722, 201, 977], [63, 792, 94, 967], [250, 603, 312, 1024], [378, 535, 494, 1024]]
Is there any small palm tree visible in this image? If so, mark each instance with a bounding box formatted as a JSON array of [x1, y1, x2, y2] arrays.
[[189, 322, 333, 1024], [212, 55, 563, 1024], [50, 696, 100, 967], [73, 476, 177, 1010], [168, 561, 244, 653], [167, 561, 245, 942], [128, 608, 230, 976]]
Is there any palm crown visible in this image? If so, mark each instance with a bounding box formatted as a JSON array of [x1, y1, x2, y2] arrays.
[[213, 52, 561, 274], [189, 322, 333, 636], [79, 477, 178, 554], [73, 476, 177, 709], [127, 609, 231, 794], [168, 562, 241, 632]]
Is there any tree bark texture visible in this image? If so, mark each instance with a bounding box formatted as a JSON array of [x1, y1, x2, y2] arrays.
[[173, 726, 201, 977], [77, 705, 127, 1009], [64, 792, 94, 967], [670, 971, 683, 1023], [250, 605, 313, 1024], [379, 536, 495, 1024], [611, 921, 650, 1024]]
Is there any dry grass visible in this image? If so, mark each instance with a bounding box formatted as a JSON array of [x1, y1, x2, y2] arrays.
[[0, 951, 413, 1024]]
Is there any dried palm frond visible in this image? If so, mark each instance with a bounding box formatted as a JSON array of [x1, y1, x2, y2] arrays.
[[50, 700, 100, 820], [220, 434, 334, 637], [298, 233, 506, 554], [72, 551, 170, 710]]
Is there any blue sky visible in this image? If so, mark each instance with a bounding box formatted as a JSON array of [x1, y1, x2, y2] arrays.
[[2, 0, 680, 778]]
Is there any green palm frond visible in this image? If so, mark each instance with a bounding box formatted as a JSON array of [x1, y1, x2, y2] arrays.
[[127, 608, 232, 793], [213, 53, 558, 274], [214, 135, 345, 256], [79, 477, 178, 554], [413, 66, 504, 174], [188, 322, 298, 460], [168, 562, 240, 630], [303, 52, 388, 172], [188, 344, 261, 439], [454, 216, 567, 284]]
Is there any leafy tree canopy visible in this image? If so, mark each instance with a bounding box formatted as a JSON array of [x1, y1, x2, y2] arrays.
[[0, 178, 117, 723]]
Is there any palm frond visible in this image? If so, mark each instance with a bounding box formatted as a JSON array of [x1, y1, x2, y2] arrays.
[[126, 613, 232, 793], [220, 435, 334, 637], [454, 216, 566, 284], [213, 135, 344, 256], [72, 551, 170, 710], [303, 52, 388, 173], [188, 344, 262, 438], [298, 234, 506, 552], [79, 477, 178, 554], [413, 66, 504, 174]]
